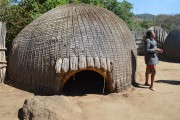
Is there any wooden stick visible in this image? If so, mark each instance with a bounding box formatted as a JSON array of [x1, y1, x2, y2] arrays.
[[0, 65, 7, 69], [0, 61, 7, 64], [0, 48, 7, 51]]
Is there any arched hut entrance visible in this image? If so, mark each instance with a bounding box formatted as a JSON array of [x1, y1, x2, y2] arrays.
[[62, 70, 109, 95], [54, 57, 114, 95]]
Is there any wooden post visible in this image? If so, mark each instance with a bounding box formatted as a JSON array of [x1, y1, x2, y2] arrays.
[[132, 30, 146, 55], [0, 22, 7, 83]]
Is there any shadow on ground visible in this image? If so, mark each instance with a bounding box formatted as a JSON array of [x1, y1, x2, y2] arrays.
[[18, 108, 23, 120], [132, 82, 150, 88], [155, 80, 180, 85]]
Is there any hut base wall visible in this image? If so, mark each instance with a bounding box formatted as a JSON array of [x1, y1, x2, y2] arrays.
[[7, 70, 133, 95]]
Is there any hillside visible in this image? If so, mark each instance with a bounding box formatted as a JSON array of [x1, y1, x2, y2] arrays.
[[135, 13, 156, 20]]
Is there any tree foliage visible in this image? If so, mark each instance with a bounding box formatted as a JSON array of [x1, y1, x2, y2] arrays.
[[140, 20, 154, 29], [155, 14, 180, 33], [0, 0, 135, 48], [102, 0, 135, 30]]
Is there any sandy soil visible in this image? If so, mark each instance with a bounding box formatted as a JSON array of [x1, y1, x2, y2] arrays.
[[0, 56, 180, 120]]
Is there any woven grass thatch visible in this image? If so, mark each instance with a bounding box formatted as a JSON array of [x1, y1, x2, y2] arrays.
[[163, 26, 180, 62], [8, 3, 137, 94]]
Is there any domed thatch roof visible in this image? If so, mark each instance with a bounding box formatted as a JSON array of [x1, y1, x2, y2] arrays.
[[8, 3, 137, 94], [163, 26, 180, 62]]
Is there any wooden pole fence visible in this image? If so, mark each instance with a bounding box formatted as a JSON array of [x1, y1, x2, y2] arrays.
[[0, 22, 7, 83]]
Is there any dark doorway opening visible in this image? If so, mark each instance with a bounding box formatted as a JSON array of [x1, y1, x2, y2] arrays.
[[62, 70, 108, 96]]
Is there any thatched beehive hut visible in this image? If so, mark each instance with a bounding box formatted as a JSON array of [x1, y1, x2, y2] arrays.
[[8, 3, 137, 94], [163, 26, 180, 62]]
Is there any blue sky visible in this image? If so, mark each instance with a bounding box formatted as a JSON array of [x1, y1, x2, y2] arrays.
[[118, 0, 180, 15]]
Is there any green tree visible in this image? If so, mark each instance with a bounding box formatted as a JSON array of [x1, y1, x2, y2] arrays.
[[99, 0, 134, 29], [42, 0, 67, 11], [154, 14, 178, 32], [141, 20, 154, 29], [0, 0, 11, 21]]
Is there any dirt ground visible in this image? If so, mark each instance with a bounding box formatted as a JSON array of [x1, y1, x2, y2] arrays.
[[0, 56, 180, 120]]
